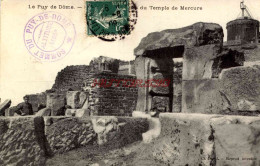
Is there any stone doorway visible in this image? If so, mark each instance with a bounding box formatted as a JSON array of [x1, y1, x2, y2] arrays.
[[135, 46, 184, 113]]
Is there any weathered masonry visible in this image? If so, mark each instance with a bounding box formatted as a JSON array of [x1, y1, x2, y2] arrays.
[[132, 20, 260, 165], [134, 22, 225, 113]]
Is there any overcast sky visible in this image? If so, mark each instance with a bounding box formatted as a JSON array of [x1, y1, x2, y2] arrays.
[[1, 0, 260, 105]]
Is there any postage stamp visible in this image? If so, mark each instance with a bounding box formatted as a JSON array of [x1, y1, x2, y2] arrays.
[[86, 0, 137, 41], [24, 12, 76, 62]]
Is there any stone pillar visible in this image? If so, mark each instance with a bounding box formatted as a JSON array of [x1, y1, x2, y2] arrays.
[[135, 56, 147, 112], [146, 59, 153, 112]]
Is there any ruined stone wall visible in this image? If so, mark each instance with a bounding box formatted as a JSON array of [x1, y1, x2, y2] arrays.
[[26, 93, 47, 113], [27, 59, 137, 116], [0, 116, 148, 166], [118, 60, 136, 75], [89, 72, 138, 116], [52, 65, 91, 91], [89, 56, 121, 73]]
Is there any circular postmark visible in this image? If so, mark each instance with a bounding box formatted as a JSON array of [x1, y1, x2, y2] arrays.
[[86, 0, 138, 41], [24, 12, 76, 62]]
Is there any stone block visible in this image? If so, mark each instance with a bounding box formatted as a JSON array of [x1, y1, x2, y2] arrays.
[[79, 92, 88, 108], [76, 109, 90, 117], [0, 116, 46, 166], [150, 113, 260, 166], [183, 44, 221, 80], [135, 56, 149, 112], [46, 93, 66, 116], [66, 91, 88, 109], [182, 65, 260, 115], [142, 117, 161, 144], [0, 99, 11, 116], [211, 115, 260, 166], [211, 48, 244, 78], [92, 116, 149, 147], [182, 79, 227, 114], [65, 108, 76, 116], [65, 109, 90, 117], [44, 117, 95, 155], [4, 106, 16, 117], [219, 65, 260, 112], [134, 22, 223, 56], [151, 113, 220, 166], [82, 98, 89, 109], [26, 93, 47, 113], [35, 108, 51, 116]]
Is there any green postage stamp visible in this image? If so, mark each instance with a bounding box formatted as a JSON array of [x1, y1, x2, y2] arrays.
[[86, 0, 130, 37]]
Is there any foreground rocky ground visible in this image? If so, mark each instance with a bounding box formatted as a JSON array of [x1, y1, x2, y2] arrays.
[[46, 141, 159, 166]]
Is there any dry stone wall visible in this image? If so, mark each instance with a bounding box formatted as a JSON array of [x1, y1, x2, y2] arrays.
[[52, 65, 91, 91], [0, 117, 46, 166], [0, 116, 148, 166], [46, 59, 138, 116], [89, 72, 138, 116], [44, 117, 95, 155]]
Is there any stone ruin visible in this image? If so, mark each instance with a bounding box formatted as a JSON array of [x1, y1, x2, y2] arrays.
[[2, 56, 138, 117], [0, 22, 260, 166], [133, 22, 260, 166], [135, 22, 259, 116]]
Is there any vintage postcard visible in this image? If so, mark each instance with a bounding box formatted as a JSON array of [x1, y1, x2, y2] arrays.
[[0, 0, 260, 165]]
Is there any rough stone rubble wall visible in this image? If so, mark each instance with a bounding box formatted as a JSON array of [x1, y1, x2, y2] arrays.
[[52, 65, 91, 91], [0, 116, 148, 166], [23, 65, 139, 116], [0, 117, 46, 166], [89, 72, 138, 116]]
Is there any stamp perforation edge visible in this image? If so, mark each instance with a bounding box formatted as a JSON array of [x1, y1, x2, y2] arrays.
[[85, 0, 137, 39]]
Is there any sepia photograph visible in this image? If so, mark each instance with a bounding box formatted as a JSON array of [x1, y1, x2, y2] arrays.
[[0, 0, 260, 165]]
